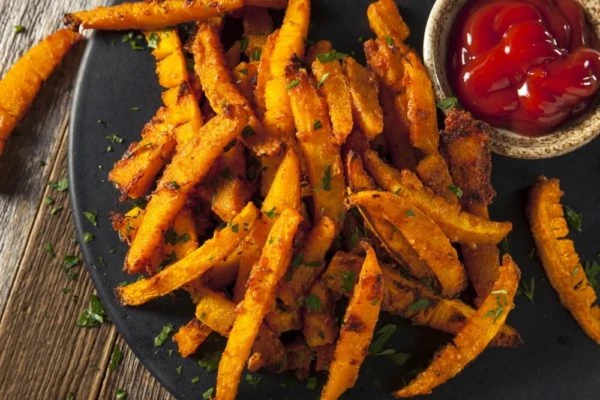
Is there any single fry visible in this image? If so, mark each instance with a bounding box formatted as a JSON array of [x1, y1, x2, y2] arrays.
[[528, 177, 600, 344], [173, 319, 212, 358], [163, 208, 199, 262], [124, 106, 248, 273], [118, 202, 259, 305], [395, 255, 520, 397], [342, 56, 383, 140], [216, 209, 302, 400], [363, 151, 512, 246], [0, 28, 81, 154], [111, 206, 144, 245], [287, 66, 345, 231], [322, 252, 522, 348], [211, 142, 252, 222], [64, 0, 244, 30], [321, 244, 383, 400], [348, 191, 467, 298], [379, 85, 416, 171], [367, 0, 410, 44], [303, 280, 338, 348], [263, 0, 311, 138], [345, 151, 376, 192], [254, 30, 279, 118]]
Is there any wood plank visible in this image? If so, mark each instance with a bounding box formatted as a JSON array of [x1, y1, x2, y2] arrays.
[[0, 0, 103, 316]]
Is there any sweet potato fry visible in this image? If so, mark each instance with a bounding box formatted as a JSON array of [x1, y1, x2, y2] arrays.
[[345, 151, 376, 192], [124, 106, 248, 274], [321, 244, 383, 400], [111, 206, 144, 245], [254, 30, 279, 118], [118, 202, 259, 305], [173, 319, 212, 357], [243, 7, 273, 62], [306, 40, 332, 65], [262, 0, 310, 138], [342, 57, 383, 140], [232, 62, 258, 107], [322, 252, 522, 348], [265, 308, 302, 335], [367, 0, 410, 44], [211, 142, 252, 222], [277, 216, 337, 308], [363, 151, 512, 246], [287, 66, 345, 231], [528, 177, 600, 344], [395, 254, 520, 397], [379, 85, 416, 171], [216, 209, 302, 400], [163, 208, 199, 263], [348, 191, 467, 297], [303, 280, 338, 348], [193, 23, 279, 156], [0, 28, 81, 154], [311, 50, 353, 144], [64, 0, 244, 30]]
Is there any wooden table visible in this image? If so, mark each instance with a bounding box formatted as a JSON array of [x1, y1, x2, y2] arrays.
[[0, 1, 172, 398]]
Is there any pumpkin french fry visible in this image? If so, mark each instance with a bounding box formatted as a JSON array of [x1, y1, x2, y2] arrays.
[[395, 255, 520, 397], [303, 280, 339, 348], [173, 319, 212, 358], [64, 0, 244, 30], [0, 28, 81, 154], [367, 0, 410, 44], [216, 209, 302, 400]]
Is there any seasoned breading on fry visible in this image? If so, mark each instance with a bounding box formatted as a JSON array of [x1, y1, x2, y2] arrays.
[[379, 85, 417, 171], [173, 319, 212, 358], [396, 255, 520, 397], [254, 30, 279, 118], [345, 151, 376, 192], [321, 244, 383, 400], [232, 62, 258, 106], [193, 23, 279, 156], [528, 177, 600, 344], [348, 191, 467, 298], [64, 0, 244, 30], [216, 209, 302, 400], [342, 57, 383, 140], [262, 0, 311, 138], [287, 66, 345, 231], [363, 151, 512, 246], [124, 106, 249, 274], [367, 0, 410, 44], [163, 207, 199, 262], [111, 206, 144, 245], [442, 108, 499, 304], [322, 252, 522, 348], [118, 202, 259, 305], [0, 28, 81, 155]]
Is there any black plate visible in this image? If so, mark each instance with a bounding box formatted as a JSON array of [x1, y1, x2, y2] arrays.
[[69, 1, 600, 399]]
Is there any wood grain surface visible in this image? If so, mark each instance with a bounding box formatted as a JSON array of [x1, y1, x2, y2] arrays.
[[0, 1, 172, 398]]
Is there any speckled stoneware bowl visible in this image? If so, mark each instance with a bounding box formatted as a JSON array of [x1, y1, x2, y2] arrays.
[[423, 0, 600, 159]]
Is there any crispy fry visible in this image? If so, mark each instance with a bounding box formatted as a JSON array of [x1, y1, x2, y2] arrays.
[[367, 0, 410, 44], [306, 40, 332, 65], [342, 57, 383, 140], [528, 177, 600, 344], [263, 0, 310, 138], [287, 66, 345, 231], [322, 252, 522, 348], [277, 217, 337, 308], [416, 153, 456, 203], [216, 209, 302, 400], [395, 255, 520, 397], [173, 319, 212, 357], [265, 308, 302, 335], [193, 23, 279, 156], [442, 109, 499, 304], [303, 280, 338, 348], [225, 40, 242, 69], [243, 7, 273, 62], [0, 28, 81, 154], [379, 85, 416, 171], [201, 249, 242, 290], [348, 191, 467, 297], [124, 106, 248, 273], [363, 151, 512, 246], [111, 206, 144, 245], [321, 244, 383, 400], [311, 51, 353, 144], [232, 62, 258, 107], [364, 38, 406, 94], [118, 202, 259, 305], [345, 151, 376, 192], [254, 30, 279, 118], [163, 207, 199, 263], [64, 0, 244, 30]]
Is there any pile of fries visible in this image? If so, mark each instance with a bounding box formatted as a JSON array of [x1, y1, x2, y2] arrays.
[[1, 0, 596, 398]]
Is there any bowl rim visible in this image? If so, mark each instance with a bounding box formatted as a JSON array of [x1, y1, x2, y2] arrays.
[[423, 0, 600, 160]]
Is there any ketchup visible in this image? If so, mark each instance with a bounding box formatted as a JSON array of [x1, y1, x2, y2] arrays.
[[448, 0, 600, 136]]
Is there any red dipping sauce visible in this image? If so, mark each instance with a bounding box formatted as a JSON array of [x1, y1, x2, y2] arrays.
[[448, 0, 600, 136]]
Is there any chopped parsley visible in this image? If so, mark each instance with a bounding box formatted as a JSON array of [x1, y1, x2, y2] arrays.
[[305, 294, 322, 312], [202, 387, 215, 400], [191, 376, 201, 384], [448, 184, 463, 199], [317, 72, 330, 88], [229, 223, 239, 233], [165, 181, 180, 190], [175, 365, 182, 375], [485, 289, 509, 323], [384, 36, 395, 47], [313, 119, 322, 130], [321, 164, 332, 191], [198, 351, 221, 372], [526, 247, 536, 259], [406, 298, 431, 313], [83, 232, 95, 243], [501, 237, 510, 255], [147, 32, 160, 49], [109, 345, 123, 370], [50, 206, 64, 216], [287, 79, 300, 90], [66, 392, 75, 400], [584, 260, 600, 293], [437, 97, 459, 111], [390, 352, 411, 366], [519, 277, 535, 304], [164, 229, 190, 245], [83, 211, 98, 227], [564, 206, 583, 232], [14, 24, 26, 33], [63, 255, 80, 269], [75, 294, 106, 327], [106, 145, 114, 152], [250, 48, 262, 61], [264, 206, 278, 219], [341, 271, 356, 293], [154, 323, 174, 347], [106, 133, 123, 144], [44, 241, 55, 257], [245, 373, 262, 387], [317, 50, 348, 63], [368, 324, 397, 355], [45, 196, 55, 205], [49, 177, 69, 192], [115, 389, 127, 400], [122, 32, 145, 51], [404, 209, 416, 217], [240, 37, 249, 52]]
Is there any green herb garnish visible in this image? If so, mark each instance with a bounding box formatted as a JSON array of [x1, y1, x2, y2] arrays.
[[154, 323, 174, 347], [313, 119, 322, 130], [322, 164, 332, 191], [287, 79, 300, 90], [83, 211, 98, 227], [564, 206, 583, 232], [406, 298, 431, 313], [317, 50, 348, 63], [83, 232, 95, 243], [519, 277, 535, 304], [368, 324, 397, 355], [341, 271, 356, 293], [109, 346, 123, 370], [14, 25, 26, 34], [317, 72, 330, 88], [305, 294, 322, 312], [75, 294, 106, 327], [437, 97, 459, 110], [147, 32, 160, 49], [448, 184, 463, 198]]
